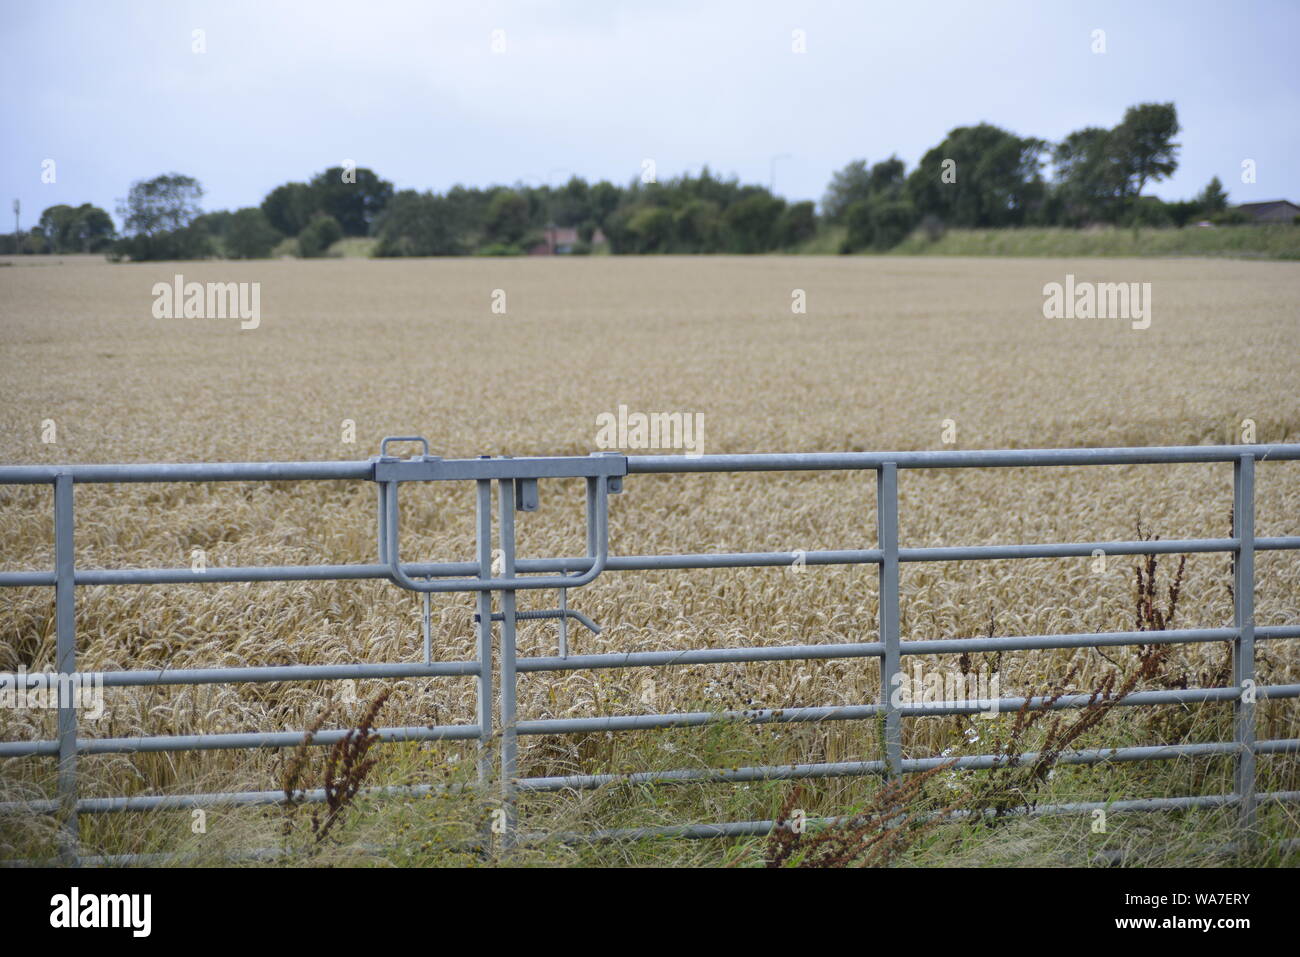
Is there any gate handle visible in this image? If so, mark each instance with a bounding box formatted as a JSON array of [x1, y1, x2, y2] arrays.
[[380, 435, 430, 458], [382, 476, 610, 593]]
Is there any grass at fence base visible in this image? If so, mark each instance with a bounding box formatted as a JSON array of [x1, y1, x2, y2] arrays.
[[7, 693, 1293, 868], [3, 639, 1297, 866]]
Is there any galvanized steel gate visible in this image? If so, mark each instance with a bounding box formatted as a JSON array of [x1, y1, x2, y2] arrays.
[[2, 439, 1299, 863]]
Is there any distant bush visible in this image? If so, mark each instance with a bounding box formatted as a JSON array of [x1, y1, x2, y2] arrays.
[[625, 206, 674, 253], [842, 199, 875, 252], [0, 230, 53, 254], [224, 208, 281, 259], [871, 199, 918, 250], [777, 201, 817, 248], [485, 190, 530, 245], [1163, 200, 1201, 228], [1210, 208, 1250, 226], [114, 222, 213, 262], [1130, 196, 1172, 228], [672, 199, 723, 251], [373, 191, 463, 257], [297, 215, 343, 258], [843, 197, 918, 253], [723, 194, 784, 253]]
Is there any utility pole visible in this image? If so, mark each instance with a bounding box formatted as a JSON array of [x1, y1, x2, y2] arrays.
[[769, 154, 792, 194]]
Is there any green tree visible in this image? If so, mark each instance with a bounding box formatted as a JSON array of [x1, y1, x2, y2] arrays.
[[842, 195, 917, 252], [297, 214, 343, 257], [193, 209, 234, 241], [114, 173, 210, 260], [1052, 127, 1117, 224], [308, 167, 394, 236], [118, 173, 204, 236], [442, 185, 495, 243], [37, 203, 116, 252], [822, 160, 872, 223], [822, 157, 906, 223], [1196, 176, 1229, 216], [261, 182, 318, 236], [1129, 196, 1172, 228], [673, 199, 723, 251], [723, 193, 785, 252], [776, 200, 817, 248], [485, 190, 530, 244], [843, 199, 875, 251], [17, 226, 50, 254], [626, 206, 674, 252], [37, 205, 78, 251], [225, 207, 282, 258], [1108, 103, 1180, 227], [601, 205, 636, 253], [871, 199, 917, 249], [588, 181, 623, 228], [1163, 199, 1201, 228], [551, 176, 592, 226], [907, 125, 1047, 228], [374, 190, 464, 256], [868, 157, 907, 200]]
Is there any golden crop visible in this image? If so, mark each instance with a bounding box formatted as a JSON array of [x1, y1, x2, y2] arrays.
[[1, 254, 1297, 840]]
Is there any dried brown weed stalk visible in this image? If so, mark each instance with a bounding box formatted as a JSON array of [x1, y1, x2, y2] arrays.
[[282, 689, 391, 845], [764, 763, 958, 867]]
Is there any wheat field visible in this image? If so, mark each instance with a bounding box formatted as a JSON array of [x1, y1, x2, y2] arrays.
[[1, 253, 1297, 861]]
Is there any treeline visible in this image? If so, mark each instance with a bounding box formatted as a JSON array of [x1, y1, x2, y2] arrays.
[[1, 102, 1280, 261], [0, 203, 116, 254], [826, 102, 1225, 251]]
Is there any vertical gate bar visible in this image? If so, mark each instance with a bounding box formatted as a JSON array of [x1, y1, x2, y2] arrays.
[[474, 480, 493, 795], [53, 472, 78, 864], [376, 482, 389, 562], [574, 476, 596, 662], [497, 478, 519, 846], [876, 463, 902, 779], [421, 591, 431, 665], [558, 587, 569, 658], [1232, 454, 1257, 841]]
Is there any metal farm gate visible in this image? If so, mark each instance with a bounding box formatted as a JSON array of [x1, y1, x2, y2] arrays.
[[2, 438, 1299, 864]]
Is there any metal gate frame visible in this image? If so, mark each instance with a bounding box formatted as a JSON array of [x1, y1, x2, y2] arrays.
[[2, 440, 1299, 863]]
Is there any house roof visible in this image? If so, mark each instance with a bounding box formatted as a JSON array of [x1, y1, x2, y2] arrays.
[[1235, 200, 1299, 211]]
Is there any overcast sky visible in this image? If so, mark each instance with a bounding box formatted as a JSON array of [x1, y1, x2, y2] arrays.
[[3, 0, 1298, 229]]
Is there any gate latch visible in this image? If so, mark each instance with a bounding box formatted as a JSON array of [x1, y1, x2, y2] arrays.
[[371, 437, 626, 595]]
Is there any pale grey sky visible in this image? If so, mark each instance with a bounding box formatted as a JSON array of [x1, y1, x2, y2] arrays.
[[3, 0, 1298, 229]]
